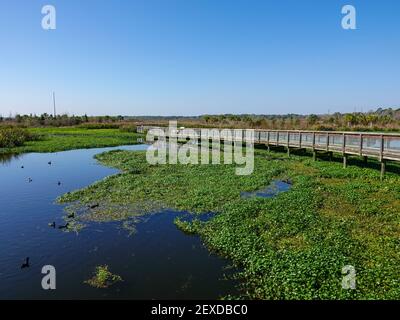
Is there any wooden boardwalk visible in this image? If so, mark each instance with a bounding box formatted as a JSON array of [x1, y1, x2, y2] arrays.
[[137, 126, 400, 178]]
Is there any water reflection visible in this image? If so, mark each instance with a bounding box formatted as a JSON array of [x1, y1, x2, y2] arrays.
[[241, 180, 292, 199], [0, 153, 21, 164]]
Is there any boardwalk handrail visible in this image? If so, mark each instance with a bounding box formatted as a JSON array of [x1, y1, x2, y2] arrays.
[[254, 129, 400, 136], [138, 125, 400, 137]]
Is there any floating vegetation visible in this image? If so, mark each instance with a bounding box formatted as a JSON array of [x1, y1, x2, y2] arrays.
[[84, 265, 123, 289], [61, 220, 86, 233], [57, 148, 400, 299], [61, 200, 165, 223], [174, 217, 202, 235], [121, 219, 139, 236]]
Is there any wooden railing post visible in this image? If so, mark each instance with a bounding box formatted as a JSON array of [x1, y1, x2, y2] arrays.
[[342, 133, 347, 168], [380, 135, 385, 180], [359, 134, 363, 156], [312, 132, 316, 161], [312, 132, 315, 150], [299, 132, 302, 149], [326, 133, 329, 151], [342, 133, 346, 155]]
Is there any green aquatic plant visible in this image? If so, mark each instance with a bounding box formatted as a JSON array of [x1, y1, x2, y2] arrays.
[[174, 217, 203, 234], [57, 217, 85, 233], [84, 265, 122, 289], [59, 147, 400, 299], [61, 200, 165, 223]]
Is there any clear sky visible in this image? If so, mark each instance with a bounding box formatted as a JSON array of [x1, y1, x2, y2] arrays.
[[0, 0, 399, 116]]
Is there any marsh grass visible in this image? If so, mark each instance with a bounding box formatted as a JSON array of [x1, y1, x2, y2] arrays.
[[0, 127, 143, 154], [59, 147, 400, 299]]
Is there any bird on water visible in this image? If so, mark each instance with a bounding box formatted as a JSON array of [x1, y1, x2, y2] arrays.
[[21, 257, 30, 269]]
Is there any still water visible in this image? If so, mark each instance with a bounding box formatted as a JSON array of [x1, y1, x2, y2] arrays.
[[241, 180, 292, 199], [0, 145, 237, 299]]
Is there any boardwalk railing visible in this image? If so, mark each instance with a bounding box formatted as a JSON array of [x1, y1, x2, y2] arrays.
[[137, 125, 400, 176]]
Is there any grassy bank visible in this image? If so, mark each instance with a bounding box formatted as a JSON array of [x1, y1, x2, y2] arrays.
[[58, 148, 400, 299], [0, 127, 143, 154]]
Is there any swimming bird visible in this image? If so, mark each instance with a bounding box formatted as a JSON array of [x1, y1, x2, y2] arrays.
[[67, 212, 75, 219], [58, 222, 69, 230], [28, 178, 32, 183], [48, 222, 56, 228], [20, 257, 30, 269], [283, 178, 293, 185], [57, 181, 61, 186], [48, 161, 52, 165], [21, 166, 24, 169]]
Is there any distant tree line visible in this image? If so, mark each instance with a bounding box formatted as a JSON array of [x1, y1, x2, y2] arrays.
[[199, 108, 400, 131], [1, 107, 399, 132], [0, 113, 126, 127]]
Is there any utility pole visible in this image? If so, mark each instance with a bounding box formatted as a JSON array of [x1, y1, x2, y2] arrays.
[[53, 92, 56, 117]]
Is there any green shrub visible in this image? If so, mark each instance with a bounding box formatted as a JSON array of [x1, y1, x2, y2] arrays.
[[0, 127, 37, 148]]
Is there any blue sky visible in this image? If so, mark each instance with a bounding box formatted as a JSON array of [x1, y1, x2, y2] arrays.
[[0, 0, 399, 116]]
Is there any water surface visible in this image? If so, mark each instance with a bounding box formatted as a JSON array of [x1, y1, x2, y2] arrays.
[[0, 145, 237, 299], [241, 180, 292, 199]]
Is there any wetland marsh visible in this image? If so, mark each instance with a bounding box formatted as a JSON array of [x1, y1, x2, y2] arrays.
[[58, 144, 400, 299], [1, 129, 400, 299]]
